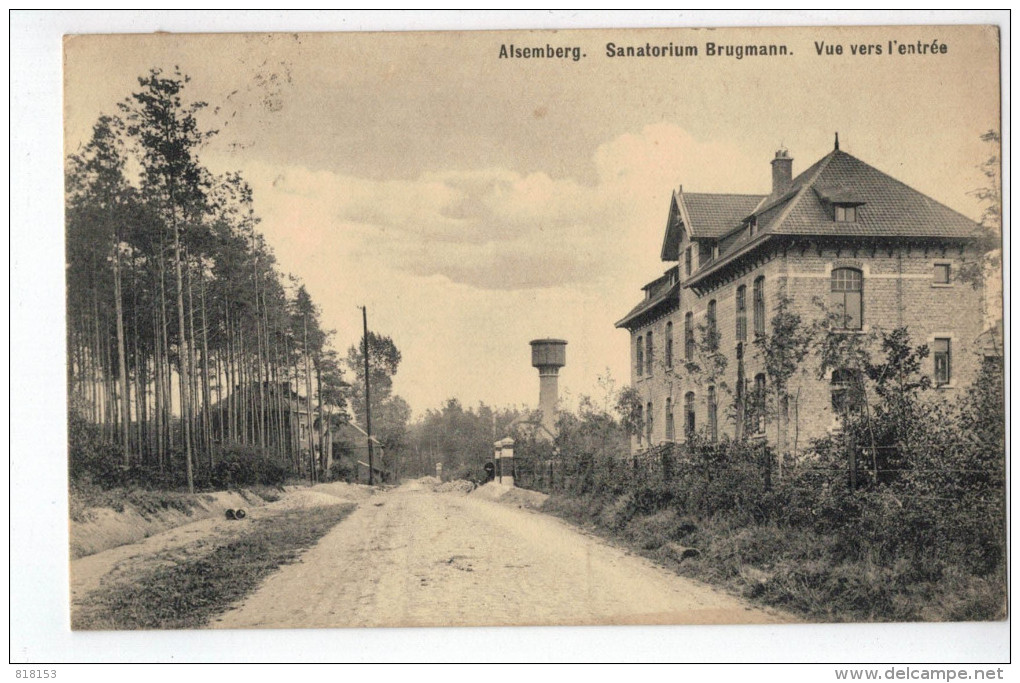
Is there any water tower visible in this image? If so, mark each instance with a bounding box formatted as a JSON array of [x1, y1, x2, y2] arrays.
[[530, 339, 567, 437]]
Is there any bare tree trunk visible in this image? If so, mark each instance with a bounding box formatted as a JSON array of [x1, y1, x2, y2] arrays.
[[91, 288, 102, 426], [186, 255, 201, 481], [158, 249, 174, 455], [253, 270, 266, 451], [199, 264, 213, 475], [171, 213, 195, 494], [303, 315, 315, 484], [153, 306, 164, 471]]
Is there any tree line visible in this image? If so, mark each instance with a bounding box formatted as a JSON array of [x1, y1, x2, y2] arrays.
[[66, 68, 352, 492]]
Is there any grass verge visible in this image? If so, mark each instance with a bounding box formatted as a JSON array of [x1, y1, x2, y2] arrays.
[[72, 503, 354, 630], [541, 492, 1005, 623]]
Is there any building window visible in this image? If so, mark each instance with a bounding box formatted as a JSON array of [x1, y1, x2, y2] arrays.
[[685, 246, 692, 277], [753, 276, 766, 336], [646, 332, 654, 375], [752, 373, 767, 435], [684, 392, 695, 439], [830, 268, 863, 330], [834, 204, 857, 222], [684, 312, 694, 360], [636, 335, 643, 377], [711, 244, 719, 261], [636, 404, 644, 445], [934, 338, 952, 386], [707, 300, 718, 350], [707, 386, 718, 442], [665, 397, 675, 441], [646, 402, 654, 444], [830, 368, 863, 417], [748, 216, 758, 238], [933, 263, 951, 285], [665, 321, 673, 368], [736, 284, 747, 342]]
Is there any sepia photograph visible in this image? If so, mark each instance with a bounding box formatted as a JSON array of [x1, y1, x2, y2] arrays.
[[11, 11, 1009, 666]]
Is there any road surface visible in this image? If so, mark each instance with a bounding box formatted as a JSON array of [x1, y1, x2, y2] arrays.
[[211, 481, 790, 628]]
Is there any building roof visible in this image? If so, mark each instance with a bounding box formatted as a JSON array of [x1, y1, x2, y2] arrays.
[[661, 191, 765, 259], [687, 148, 982, 287], [683, 192, 766, 238], [626, 142, 985, 321], [615, 278, 680, 329]]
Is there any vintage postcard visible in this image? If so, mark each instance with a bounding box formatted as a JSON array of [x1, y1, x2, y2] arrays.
[[56, 19, 1004, 653]]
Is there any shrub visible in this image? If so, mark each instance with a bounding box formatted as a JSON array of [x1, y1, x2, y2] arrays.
[[329, 458, 356, 483], [211, 444, 287, 488], [68, 411, 125, 488]]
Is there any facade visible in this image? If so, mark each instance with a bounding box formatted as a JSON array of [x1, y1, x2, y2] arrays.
[[616, 140, 986, 452]]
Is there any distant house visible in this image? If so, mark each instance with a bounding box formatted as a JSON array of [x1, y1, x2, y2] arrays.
[[330, 420, 389, 483], [616, 139, 990, 452], [210, 380, 327, 468]]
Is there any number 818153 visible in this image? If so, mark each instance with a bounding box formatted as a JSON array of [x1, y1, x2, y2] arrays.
[[15, 671, 56, 678]]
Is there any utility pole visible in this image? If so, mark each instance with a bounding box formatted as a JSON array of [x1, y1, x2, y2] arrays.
[[361, 305, 375, 485]]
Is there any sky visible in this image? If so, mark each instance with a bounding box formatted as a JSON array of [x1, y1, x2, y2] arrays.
[[61, 23, 1002, 418]]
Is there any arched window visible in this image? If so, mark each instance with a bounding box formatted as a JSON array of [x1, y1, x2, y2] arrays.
[[665, 397, 675, 441], [831, 368, 863, 416], [646, 331, 654, 375], [636, 335, 643, 376], [830, 268, 863, 330], [707, 386, 718, 442], [735, 285, 747, 342], [665, 321, 674, 368], [707, 300, 718, 350], [684, 312, 694, 360], [646, 402, 654, 444], [684, 392, 696, 439], [753, 276, 766, 336]]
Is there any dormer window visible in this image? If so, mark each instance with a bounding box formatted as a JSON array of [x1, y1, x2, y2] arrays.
[[711, 244, 719, 261], [748, 216, 758, 237], [834, 204, 857, 222]]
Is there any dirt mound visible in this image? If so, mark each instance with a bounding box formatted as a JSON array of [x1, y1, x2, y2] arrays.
[[501, 487, 548, 509], [263, 482, 375, 512], [470, 482, 548, 509], [310, 482, 376, 503], [417, 476, 441, 488], [434, 480, 476, 494], [268, 489, 353, 511], [69, 489, 270, 560]]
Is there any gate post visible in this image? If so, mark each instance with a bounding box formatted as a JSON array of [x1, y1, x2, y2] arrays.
[[496, 437, 515, 487]]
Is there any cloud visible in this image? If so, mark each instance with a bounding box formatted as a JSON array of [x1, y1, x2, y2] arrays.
[[200, 124, 768, 413], [216, 123, 765, 294]]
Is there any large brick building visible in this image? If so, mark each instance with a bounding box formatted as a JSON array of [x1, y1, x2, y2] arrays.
[[616, 139, 987, 452]]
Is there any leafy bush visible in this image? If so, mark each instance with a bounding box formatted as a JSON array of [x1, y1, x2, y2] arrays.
[[211, 444, 286, 488], [68, 411, 125, 488], [329, 458, 356, 483], [530, 329, 1005, 621]]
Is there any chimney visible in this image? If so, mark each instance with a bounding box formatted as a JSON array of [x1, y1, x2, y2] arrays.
[[530, 339, 567, 438], [771, 147, 793, 197]]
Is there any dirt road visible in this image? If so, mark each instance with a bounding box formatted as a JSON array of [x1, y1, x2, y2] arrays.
[[212, 481, 790, 628]]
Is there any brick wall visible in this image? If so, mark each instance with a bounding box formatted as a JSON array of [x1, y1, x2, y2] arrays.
[[626, 243, 985, 453]]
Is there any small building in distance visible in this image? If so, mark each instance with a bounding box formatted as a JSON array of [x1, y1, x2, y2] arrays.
[[616, 137, 990, 453]]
